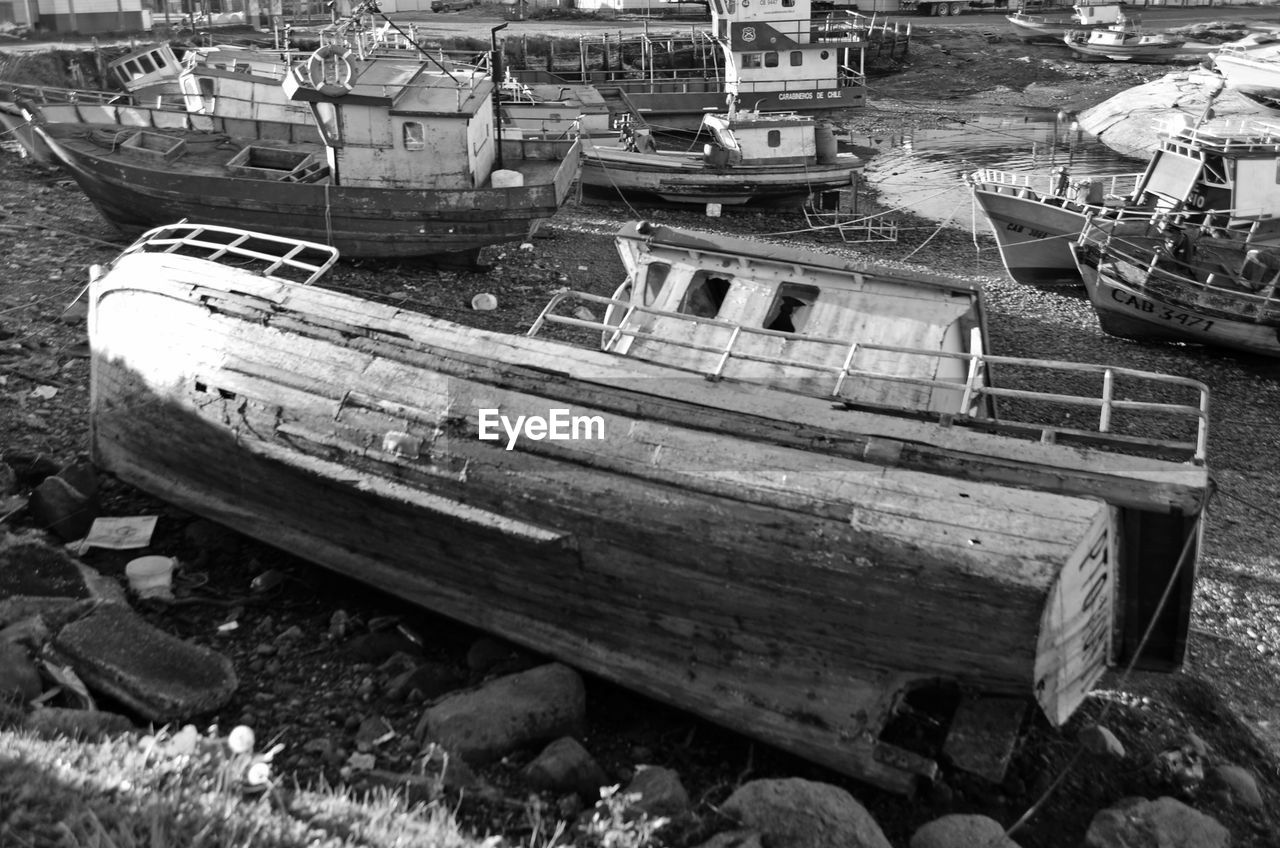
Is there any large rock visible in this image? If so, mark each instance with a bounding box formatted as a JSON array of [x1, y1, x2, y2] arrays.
[[1207, 764, 1265, 811], [1079, 67, 1259, 161], [1084, 796, 1230, 848], [0, 638, 42, 702], [415, 662, 585, 764], [522, 736, 608, 800], [910, 814, 1019, 848], [721, 778, 891, 848], [44, 603, 238, 723], [623, 766, 689, 817], [0, 533, 125, 628]]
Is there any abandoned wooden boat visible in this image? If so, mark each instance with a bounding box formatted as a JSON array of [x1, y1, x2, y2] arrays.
[[1063, 18, 1185, 62], [1071, 215, 1280, 357], [581, 107, 860, 206], [969, 116, 1280, 284], [511, 0, 868, 132], [23, 51, 580, 264], [88, 220, 1211, 793], [1005, 1, 1124, 43]]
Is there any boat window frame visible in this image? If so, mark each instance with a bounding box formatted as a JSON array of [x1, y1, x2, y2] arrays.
[[763, 283, 820, 334], [790, 51, 803, 67], [767, 130, 781, 148], [764, 52, 779, 68], [741, 53, 764, 69], [403, 120, 427, 151], [643, 262, 671, 307], [677, 272, 732, 320]]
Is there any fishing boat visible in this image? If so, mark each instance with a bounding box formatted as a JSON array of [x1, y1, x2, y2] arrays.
[[968, 116, 1280, 284], [1211, 36, 1280, 102], [1062, 16, 1185, 63], [1005, 1, 1124, 44], [511, 0, 869, 132], [22, 51, 580, 265], [1071, 215, 1280, 357], [580, 106, 860, 206], [87, 219, 1210, 793]]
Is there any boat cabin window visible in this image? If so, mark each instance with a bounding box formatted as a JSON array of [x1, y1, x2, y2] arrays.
[[643, 262, 671, 306], [820, 50, 831, 60], [678, 274, 732, 319], [403, 121, 426, 151], [742, 54, 762, 69], [764, 53, 779, 68], [782, 0, 795, 6], [767, 130, 781, 148], [764, 284, 819, 334], [790, 51, 803, 67], [197, 77, 214, 98]]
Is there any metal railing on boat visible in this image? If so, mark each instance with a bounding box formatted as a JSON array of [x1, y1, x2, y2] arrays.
[[969, 168, 1143, 204], [529, 290, 1210, 463], [120, 223, 340, 285]]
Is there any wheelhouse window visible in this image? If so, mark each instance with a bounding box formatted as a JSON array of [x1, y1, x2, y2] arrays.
[[768, 130, 781, 148], [643, 262, 671, 306], [764, 52, 779, 68], [403, 121, 426, 151], [790, 51, 803, 67], [742, 54, 763, 69], [764, 284, 819, 334], [679, 274, 732, 319]]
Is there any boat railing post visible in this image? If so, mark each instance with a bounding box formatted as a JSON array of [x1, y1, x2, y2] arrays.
[[959, 352, 981, 417], [1099, 368, 1115, 435], [710, 326, 743, 381], [832, 342, 860, 398]]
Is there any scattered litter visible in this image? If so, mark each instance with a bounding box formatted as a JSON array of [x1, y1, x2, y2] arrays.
[[471, 293, 498, 311], [249, 569, 287, 594], [37, 661, 96, 710], [76, 515, 158, 553], [572, 306, 596, 322], [216, 620, 240, 633], [29, 385, 56, 400]]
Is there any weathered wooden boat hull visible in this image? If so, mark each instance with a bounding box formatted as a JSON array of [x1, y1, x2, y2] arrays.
[[581, 151, 857, 205], [969, 181, 1087, 283], [86, 228, 1212, 793], [33, 126, 578, 261], [1072, 242, 1280, 357]]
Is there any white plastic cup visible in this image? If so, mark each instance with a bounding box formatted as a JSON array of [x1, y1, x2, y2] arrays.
[[125, 556, 175, 600]]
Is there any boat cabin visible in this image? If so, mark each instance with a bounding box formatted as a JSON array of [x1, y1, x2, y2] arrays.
[[108, 43, 183, 98], [709, 0, 866, 111], [180, 51, 313, 137], [1072, 1, 1124, 25], [536, 222, 989, 415], [284, 57, 501, 190], [701, 110, 837, 168], [1131, 118, 1280, 240]]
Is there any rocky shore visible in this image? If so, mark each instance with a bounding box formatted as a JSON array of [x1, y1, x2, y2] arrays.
[[2, 15, 1280, 847]]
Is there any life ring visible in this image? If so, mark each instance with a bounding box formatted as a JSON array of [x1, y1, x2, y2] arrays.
[[306, 44, 354, 98]]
